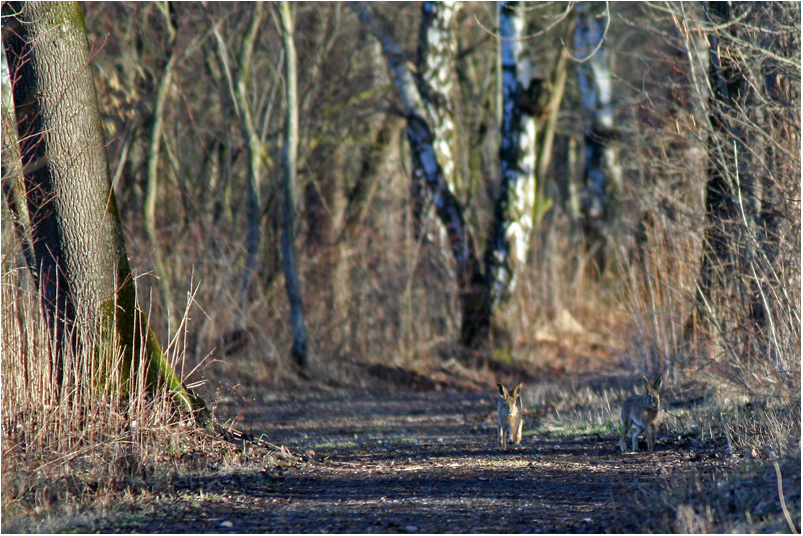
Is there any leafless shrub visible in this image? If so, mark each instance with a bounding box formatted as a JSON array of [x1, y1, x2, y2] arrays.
[[613, 1, 800, 457]]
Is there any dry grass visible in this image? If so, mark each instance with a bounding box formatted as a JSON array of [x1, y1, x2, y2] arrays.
[[2, 2, 799, 532], [641, 454, 801, 534], [0, 243, 206, 532]]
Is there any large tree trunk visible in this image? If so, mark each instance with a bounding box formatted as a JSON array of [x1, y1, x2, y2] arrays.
[[352, 2, 487, 352], [484, 0, 541, 312], [279, 1, 309, 367], [2, 1, 204, 415], [411, 1, 461, 241], [574, 1, 621, 276]]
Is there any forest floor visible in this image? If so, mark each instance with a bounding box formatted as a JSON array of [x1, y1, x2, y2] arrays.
[[71, 359, 741, 534]]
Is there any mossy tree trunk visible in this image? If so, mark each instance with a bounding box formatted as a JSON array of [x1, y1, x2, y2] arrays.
[[2, 1, 205, 416]]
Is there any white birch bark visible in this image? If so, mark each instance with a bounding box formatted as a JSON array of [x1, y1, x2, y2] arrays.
[[352, 2, 489, 348], [411, 1, 461, 252], [574, 2, 621, 272], [416, 0, 460, 190], [351, 2, 476, 278], [485, 0, 539, 310]]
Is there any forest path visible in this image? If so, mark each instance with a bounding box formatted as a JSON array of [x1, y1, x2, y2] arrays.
[[104, 389, 720, 533]]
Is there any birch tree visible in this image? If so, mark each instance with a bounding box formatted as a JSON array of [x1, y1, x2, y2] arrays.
[[353, 2, 563, 352], [416, 1, 460, 189], [574, 1, 621, 275], [411, 1, 462, 240], [279, 1, 309, 367], [352, 2, 487, 350], [484, 0, 541, 312]]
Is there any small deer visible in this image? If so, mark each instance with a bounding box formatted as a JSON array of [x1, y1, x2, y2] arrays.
[[497, 383, 524, 450], [620, 374, 663, 452]]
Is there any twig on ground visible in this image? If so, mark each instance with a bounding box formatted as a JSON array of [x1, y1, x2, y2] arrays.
[[775, 461, 799, 534]]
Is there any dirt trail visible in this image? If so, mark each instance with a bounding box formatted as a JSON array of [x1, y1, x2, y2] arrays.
[[99, 389, 720, 533]]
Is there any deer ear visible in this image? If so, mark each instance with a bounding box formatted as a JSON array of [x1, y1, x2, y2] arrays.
[[512, 383, 522, 399], [497, 383, 507, 397], [653, 373, 663, 390]]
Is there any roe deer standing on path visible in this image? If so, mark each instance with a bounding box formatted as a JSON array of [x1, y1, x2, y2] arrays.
[[497, 383, 524, 449], [620, 374, 663, 452]]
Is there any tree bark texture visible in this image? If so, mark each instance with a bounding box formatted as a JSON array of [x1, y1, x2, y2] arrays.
[[411, 1, 461, 241], [484, 1, 540, 311], [280, 1, 310, 367], [416, 0, 460, 189], [574, 1, 621, 275], [2, 1, 204, 414], [351, 2, 491, 348], [352, 2, 489, 351], [233, 2, 266, 307]]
